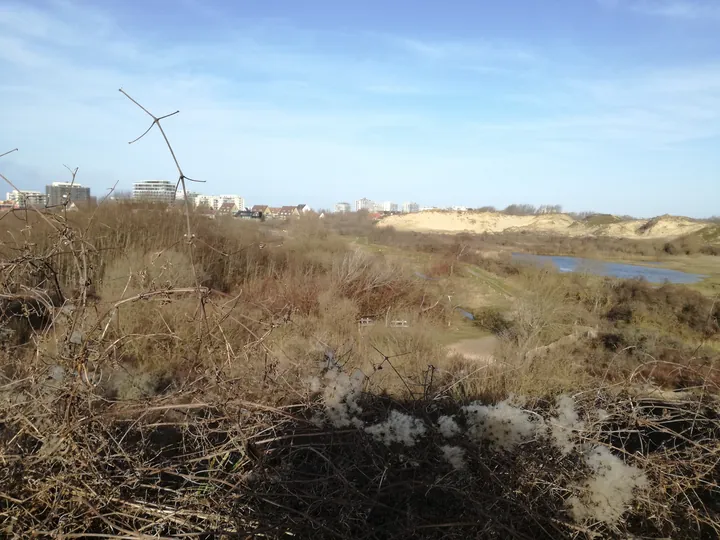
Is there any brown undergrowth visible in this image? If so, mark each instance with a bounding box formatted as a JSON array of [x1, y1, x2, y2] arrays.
[[0, 205, 718, 539]]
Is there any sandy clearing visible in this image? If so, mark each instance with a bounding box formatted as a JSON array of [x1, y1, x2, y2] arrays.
[[446, 335, 498, 363], [378, 211, 708, 240]]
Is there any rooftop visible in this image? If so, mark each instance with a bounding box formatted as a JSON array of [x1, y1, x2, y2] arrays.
[[51, 182, 86, 187]]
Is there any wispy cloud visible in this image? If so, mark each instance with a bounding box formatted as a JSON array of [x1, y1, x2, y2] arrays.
[[395, 37, 537, 67], [364, 84, 431, 95], [494, 63, 720, 146], [599, 0, 720, 20], [635, 0, 720, 19]]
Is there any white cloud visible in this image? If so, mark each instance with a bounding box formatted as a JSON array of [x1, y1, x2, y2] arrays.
[[634, 0, 720, 19], [598, 0, 720, 20], [364, 84, 430, 95], [488, 63, 720, 146], [395, 37, 537, 65]]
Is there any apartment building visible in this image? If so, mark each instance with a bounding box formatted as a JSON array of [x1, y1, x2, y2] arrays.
[[334, 202, 351, 213], [355, 198, 374, 212], [6, 190, 48, 208], [46, 182, 91, 207], [194, 194, 245, 212], [379, 201, 399, 212], [175, 190, 201, 206], [402, 202, 419, 213], [133, 180, 176, 203]]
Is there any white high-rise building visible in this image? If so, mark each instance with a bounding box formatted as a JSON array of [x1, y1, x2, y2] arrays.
[[402, 202, 419, 213], [355, 198, 374, 212], [195, 195, 212, 207], [379, 201, 398, 212], [133, 180, 176, 203], [217, 195, 244, 211], [195, 194, 245, 211], [175, 190, 200, 206], [335, 202, 351, 213], [6, 190, 48, 208], [46, 182, 91, 207]]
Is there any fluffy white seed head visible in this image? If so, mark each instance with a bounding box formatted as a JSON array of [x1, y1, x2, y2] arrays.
[[549, 394, 584, 455], [440, 445, 466, 470], [318, 368, 365, 428], [365, 410, 427, 447], [568, 445, 649, 525], [437, 415, 461, 438], [462, 399, 544, 451]]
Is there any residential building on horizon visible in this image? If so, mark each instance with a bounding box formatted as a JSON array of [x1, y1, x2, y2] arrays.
[[46, 182, 91, 207], [379, 201, 399, 212], [402, 202, 419, 213], [6, 190, 48, 208], [278, 206, 300, 219], [335, 202, 351, 213], [195, 194, 245, 212], [355, 198, 374, 212], [133, 180, 176, 203], [175, 190, 201, 206], [248, 204, 309, 219]]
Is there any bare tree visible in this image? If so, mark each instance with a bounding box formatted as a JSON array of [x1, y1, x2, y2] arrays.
[[503, 204, 537, 216], [536, 205, 563, 215]]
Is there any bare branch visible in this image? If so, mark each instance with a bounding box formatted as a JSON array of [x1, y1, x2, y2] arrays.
[[118, 87, 156, 119], [63, 164, 79, 178], [128, 122, 155, 145], [0, 148, 19, 159], [158, 110, 180, 121], [119, 89, 187, 186], [120, 87, 209, 331]]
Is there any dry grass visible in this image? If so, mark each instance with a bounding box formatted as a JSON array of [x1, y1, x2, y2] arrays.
[[1, 368, 719, 538], [0, 202, 718, 538]]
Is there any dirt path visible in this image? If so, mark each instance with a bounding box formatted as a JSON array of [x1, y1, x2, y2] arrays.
[[446, 335, 499, 363]]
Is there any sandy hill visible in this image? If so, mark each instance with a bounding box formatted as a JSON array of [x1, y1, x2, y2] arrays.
[[377, 211, 709, 240]]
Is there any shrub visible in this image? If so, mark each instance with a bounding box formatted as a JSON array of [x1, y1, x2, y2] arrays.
[[473, 306, 515, 336], [604, 280, 719, 337]]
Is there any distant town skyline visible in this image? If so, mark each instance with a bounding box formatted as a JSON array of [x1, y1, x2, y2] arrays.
[[1, 1, 718, 217], [2, 178, 716, 220]]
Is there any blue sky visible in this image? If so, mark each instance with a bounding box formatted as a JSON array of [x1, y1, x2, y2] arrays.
[[0, 0, 718, 217]]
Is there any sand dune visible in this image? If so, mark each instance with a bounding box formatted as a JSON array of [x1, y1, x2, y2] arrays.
[[377, 211, 708, 240]]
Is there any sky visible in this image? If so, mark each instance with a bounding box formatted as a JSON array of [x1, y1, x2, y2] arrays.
[[0, 0, 719, 217]]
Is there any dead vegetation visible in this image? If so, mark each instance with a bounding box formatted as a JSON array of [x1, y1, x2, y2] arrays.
[[0, 200, 717, 538], [3, 376, 720, 539]]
